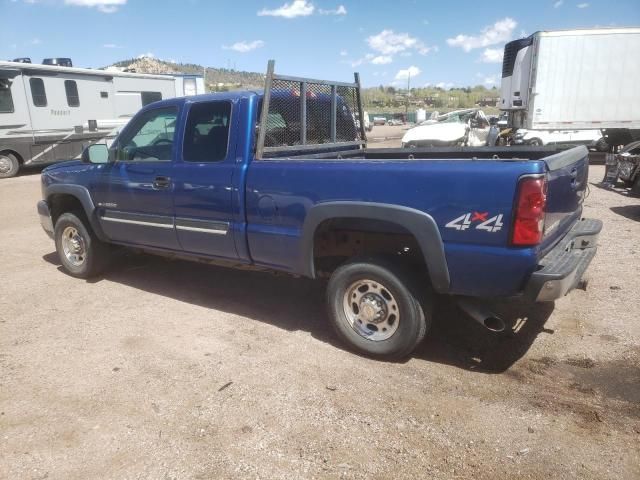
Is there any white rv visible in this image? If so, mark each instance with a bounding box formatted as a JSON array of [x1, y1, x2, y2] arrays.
[[500, 27, 640, 146], [0, 61, 204, 177]]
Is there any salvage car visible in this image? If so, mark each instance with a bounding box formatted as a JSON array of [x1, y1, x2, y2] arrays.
[[37, 62, 601, 359], [401, 108, 490, 147], [613, 140, 640, 195]]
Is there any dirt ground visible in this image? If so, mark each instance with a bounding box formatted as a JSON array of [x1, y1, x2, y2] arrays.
[[0, 163, 639, 480]]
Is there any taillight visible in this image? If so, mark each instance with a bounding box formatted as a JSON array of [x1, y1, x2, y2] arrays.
[[511, 176, 547, 246]]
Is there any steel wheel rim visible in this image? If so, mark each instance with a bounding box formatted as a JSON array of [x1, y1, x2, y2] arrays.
[[0, 156, 11, 174], [61, 226, 86, 267], [343, 279, 400, 341]]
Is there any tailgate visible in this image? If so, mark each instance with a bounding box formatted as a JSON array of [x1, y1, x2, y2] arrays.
[[540, 146, 589, 254]]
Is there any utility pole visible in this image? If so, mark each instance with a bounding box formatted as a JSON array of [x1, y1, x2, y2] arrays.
[[203, 66, 207, 92], [405, 71, 411, 119]]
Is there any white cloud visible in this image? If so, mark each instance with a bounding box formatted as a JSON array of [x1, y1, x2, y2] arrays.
[[577, 2, 589, 7], [103, 43, 123, 48], [339, 50, 348, 56], [257, 0, 314, 18], [447, 17, 517, 52], [319, 5, 347, 15], [553, 0, 563, 7], [64, 0, 127, 13], [395, 66, 421, 80], [222, 40, 265, 53], [368, 30, 416, 55], [366, 29, 435, 66], [371, 55, 392, 65], [481, 47, 503, 63], [137, 52, 155, 59], [31, 37, 41, 45]]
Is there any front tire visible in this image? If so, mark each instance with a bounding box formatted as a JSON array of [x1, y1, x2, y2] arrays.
[[528, 138, 543, 146], [0, 153, 19, 179], [327, 258, 432, 359], [54, 212, 110, 278]]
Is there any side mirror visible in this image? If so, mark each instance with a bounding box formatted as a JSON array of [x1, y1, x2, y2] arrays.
[[82, 144, 110, 164]]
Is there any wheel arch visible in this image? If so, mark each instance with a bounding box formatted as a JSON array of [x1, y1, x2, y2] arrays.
[[0, 149, 24, 164], [299, 202, 450, 293], [46, 184, 108, 241]]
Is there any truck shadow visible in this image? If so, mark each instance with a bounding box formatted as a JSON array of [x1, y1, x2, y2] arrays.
[[610, 205, 640, 222], [43, 251, 555, 373], [414, 298, 555, 373]]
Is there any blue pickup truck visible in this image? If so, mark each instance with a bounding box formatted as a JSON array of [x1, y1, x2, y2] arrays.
[[37, 64, 601, 359]]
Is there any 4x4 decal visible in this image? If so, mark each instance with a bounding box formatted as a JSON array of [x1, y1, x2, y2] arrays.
[[445, 212, 504, 233]]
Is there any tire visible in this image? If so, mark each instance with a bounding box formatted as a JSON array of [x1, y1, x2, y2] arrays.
[[595, 138, 609, 153], [631, 176, 640, 197], [528, 138, 543, 147], [54, 211, 110, 278], [0, 153, 19, 179], [326, 258, 432, 359]]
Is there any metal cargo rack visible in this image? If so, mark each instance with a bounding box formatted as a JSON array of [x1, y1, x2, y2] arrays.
[[256, 60, 367, 159]]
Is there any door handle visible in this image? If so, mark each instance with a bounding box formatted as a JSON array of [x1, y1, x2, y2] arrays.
[[153, 176, 171, 189]]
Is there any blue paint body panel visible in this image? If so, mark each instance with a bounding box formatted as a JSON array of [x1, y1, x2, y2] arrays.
[[41, 91, 590, 299]]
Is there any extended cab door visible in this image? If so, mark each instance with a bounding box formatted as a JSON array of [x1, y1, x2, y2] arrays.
[[91, 105, 180, 250], [171, 99, 239, 259]]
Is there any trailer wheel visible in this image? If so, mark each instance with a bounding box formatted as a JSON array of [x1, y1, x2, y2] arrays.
[[327, 257, 432, 360], [631, 176, 640, 197], [595, 138, 609, 152], [0, 153, 19, 179]]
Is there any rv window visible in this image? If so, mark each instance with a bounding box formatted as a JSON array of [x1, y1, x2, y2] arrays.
[[0, 79, 14, 113], [183, 101, 231, 163], [141, 91, 162, 106], [100, 91, 108, 98], [64, 80, 80, 107], [29, 78, 47, 107]]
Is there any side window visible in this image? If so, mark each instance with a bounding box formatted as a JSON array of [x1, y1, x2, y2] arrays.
[[0, 78, 14, 113], [29, 78, 47, 107], [141, 91, 162, 106], [183, 101, 231, 162], [116, 107, 177, 162], [64, 80, 80, 107]]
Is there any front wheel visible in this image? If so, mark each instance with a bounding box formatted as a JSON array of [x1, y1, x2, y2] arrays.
[[54, 212, 110, 278], [0, 153, 19, 179], [528, 138, 543, 146], [327, 258, 432, 359]]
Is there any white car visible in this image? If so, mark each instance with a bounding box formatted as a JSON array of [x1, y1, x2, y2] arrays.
[[514, 129, 608, 151]]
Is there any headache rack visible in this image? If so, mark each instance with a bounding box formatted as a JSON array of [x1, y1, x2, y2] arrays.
[[255, 60, 367, 159]]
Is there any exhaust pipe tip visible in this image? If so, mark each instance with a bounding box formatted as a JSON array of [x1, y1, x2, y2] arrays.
[[483, 316, 505, 332], [457, 298, 506, 333]]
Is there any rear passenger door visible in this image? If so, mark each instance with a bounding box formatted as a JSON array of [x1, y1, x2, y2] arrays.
[[171, 100, 239, 260]]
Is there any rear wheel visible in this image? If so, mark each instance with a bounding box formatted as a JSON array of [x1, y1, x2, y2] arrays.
[[528, 138, 543, 146], [0, 153, 19, 179], [54, 212, 110, 278], [327, 258, 432, 359]]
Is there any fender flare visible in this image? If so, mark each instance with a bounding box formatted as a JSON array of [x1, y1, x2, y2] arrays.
[[45, 184, 108, 241], [299, 201, 450, 293]]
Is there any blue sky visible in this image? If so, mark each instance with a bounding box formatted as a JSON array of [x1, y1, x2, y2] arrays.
[[1, 0, 639, 88]]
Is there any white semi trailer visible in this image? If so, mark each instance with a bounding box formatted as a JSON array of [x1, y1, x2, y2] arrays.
[[0, 61, 204, 177], [500, 27, 640, 147]]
